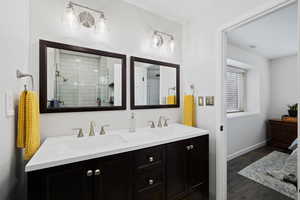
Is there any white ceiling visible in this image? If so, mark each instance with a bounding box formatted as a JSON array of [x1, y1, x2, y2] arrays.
[[227, 3, 298, 59], [122, 0, 239, 23]]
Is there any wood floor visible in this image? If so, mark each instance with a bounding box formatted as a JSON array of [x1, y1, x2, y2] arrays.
[[227, 146, 293, 200]]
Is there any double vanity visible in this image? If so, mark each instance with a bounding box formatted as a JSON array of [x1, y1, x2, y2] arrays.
[[31, 40, 209, 200], [26, 124, 209, 200]]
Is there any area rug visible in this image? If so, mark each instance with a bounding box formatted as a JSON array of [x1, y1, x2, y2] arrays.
[[238, 151, 297, 199]]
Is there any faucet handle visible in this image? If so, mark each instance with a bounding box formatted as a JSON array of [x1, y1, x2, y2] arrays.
[[164, 118, 170, 127], [148, 121, 155, 128], [73, 128, 84, 138], [100, 124, 110, 135]]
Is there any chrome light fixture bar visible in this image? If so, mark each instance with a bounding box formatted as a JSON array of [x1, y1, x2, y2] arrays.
[[153, 30, 175, 52], [68, 1, 105, 15]]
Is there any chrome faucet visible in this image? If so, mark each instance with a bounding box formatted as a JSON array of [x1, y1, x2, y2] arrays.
[[89, 121, 96, 136], [157, 116, 164, 128]]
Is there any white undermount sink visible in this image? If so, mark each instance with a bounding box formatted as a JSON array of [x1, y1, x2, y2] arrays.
[[57, 134, 127, 152], [120, 130, 160, 143]]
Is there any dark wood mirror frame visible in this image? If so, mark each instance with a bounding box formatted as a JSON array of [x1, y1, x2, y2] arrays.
[[39, 40, 127, 113], [130, 56, 180, 110]]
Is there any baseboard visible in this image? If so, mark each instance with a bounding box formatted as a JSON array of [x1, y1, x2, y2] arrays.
[[227, 141, 267, 161]]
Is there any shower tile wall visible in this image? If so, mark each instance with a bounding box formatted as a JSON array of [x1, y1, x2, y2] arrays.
[[58, 53, 104, 107]]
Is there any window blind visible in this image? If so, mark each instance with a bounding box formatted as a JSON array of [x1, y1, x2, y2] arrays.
[[225, 66, 246, 113]]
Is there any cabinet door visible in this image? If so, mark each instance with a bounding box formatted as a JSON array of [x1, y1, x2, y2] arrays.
[[187, 136, 209, 191], [43, 162, 93, 200], [94, 153, 132, 200], [166, 140, 188, 200]]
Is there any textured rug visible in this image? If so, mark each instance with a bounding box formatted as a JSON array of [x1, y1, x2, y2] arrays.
[[238, 151, 297, 199]]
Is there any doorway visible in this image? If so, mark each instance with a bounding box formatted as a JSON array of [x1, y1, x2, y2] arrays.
[[216, 0, 300, 200]]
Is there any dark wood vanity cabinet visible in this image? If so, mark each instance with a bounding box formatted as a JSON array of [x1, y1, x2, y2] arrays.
[[28, 161, 94, 200], [94, 153, 132, 200], [166, 135, 209, 200], [28, 135, 208, 200]]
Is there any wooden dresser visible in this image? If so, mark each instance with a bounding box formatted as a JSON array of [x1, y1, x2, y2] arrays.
[[267, 119, 297, 149]]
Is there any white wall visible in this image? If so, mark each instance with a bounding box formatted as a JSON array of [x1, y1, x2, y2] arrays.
[[29, 0, 183, 139], [182, 3, 272, 193], [226, 44, 270, 159], [269, 55, 298, 118], [0, 1, 29, 200]]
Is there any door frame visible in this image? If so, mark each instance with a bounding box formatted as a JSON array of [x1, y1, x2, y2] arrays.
[[216, 0, 299, 199]]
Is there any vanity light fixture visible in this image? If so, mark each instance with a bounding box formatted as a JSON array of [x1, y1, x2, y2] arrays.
[[95, 13, 107, 33], [152, 30, 175, 52], [64, 1, 107, 34], [153, 31, 164, 47], [64, 2, 77, 28]]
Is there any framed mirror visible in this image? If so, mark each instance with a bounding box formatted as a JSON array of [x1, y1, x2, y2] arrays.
[[130, 56, 180, 109], [39, 40, 126, 113]]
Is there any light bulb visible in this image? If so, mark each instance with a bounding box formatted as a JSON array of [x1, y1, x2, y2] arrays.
[[153, 34, 159, 47], [95, 14, 106, 34], [64, 3, 77, 28], [170, 37, 175, 52], [153, 31, 163, 48]]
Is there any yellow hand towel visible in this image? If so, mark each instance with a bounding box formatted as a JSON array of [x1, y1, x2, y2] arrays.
[[17, 91, 41, 160], [167, 96, 176, 105], [183, 95, 196, 127]]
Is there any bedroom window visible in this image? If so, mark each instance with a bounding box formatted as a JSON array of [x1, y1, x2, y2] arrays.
[[225, 66, 246, 113]]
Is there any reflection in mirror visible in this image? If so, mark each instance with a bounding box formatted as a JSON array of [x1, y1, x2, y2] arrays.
[[135, 62, 177, 105], [131, 57, 179, 109], [47, 48, 122, 108]]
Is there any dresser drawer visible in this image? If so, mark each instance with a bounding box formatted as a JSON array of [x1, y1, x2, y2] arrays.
[[134, 146, 163, 168], [135, 166, 163, 191]]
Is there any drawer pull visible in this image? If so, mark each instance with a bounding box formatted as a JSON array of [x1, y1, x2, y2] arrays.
[[94, 169, 101, 176], [86, 170, 93, 177], [149, 156, 154, 162], [148, 179, 154, 185], [190, 145, 194, 150], [186, 145, 191, 151]]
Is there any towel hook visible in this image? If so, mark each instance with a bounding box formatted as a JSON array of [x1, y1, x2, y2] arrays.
[[16, 70, 34, 91]]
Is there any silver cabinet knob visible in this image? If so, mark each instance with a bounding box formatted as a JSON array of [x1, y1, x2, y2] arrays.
[[186, 145, 191, 151], [190, 145, 194, 150], [149, 156, 154, 162], [148, 179, 154, 185], [94, 169, 101, 176], [86, 170, 93, 177]]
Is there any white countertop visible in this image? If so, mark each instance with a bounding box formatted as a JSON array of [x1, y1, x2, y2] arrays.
[[25, 123, 209, 172]]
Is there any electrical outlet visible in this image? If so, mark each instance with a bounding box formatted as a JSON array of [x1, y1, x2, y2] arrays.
[[205, 96, 215, 106], [5, 91, 15, 117]]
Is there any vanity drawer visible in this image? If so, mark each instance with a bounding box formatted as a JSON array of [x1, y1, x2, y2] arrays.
[[135, 184, 164, 200], [134, 146, 163, 168], [135, 166, 163, 191]]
